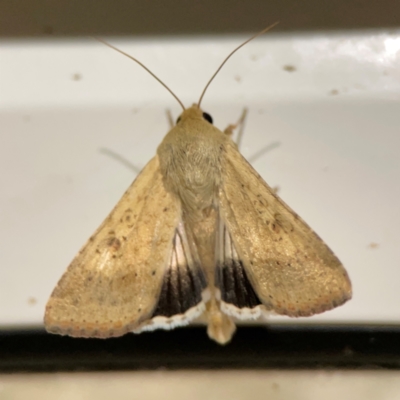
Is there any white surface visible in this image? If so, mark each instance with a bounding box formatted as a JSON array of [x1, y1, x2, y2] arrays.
[[0, 30, 399, 329], [1, 370, 400, 400]]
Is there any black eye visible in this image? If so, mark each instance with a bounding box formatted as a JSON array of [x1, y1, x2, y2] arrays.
[[202, 112, 213, 124], [176, 116, 181, 124]]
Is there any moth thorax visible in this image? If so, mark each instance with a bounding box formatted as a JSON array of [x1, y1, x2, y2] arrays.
[[158, 131, 223, 213]]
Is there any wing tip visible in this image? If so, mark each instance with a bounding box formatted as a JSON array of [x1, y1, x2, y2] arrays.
[[44, 311, 134, 339], [272, 289, 352, 318], [44, 321, 129, 338], [220, 289, 352, 320], [44, 321, 132, 338]]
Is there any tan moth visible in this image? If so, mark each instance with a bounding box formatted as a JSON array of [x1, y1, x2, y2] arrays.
[[44, 24, 352, 345]]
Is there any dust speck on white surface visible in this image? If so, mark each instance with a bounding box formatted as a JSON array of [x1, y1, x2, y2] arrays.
[[72, 73, 82, 81], [283, 64, 296, 72], [27, 297, 37, 305]]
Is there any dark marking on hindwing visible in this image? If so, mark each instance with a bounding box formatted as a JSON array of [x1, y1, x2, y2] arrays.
[[151, 227, 207, 318], [216, 220, 262, 309], [216, 258, 261, 308]]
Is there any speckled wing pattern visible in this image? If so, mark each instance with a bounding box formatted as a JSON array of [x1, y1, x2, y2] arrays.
[[217, 143, 352, 318], [44, 156, 207, 338]]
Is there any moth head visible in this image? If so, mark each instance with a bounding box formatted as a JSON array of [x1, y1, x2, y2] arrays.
[[175, 105, 213, 125]]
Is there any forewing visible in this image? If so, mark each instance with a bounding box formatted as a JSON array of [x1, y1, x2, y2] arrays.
[[218, 143, 352, 317], [45, 156, 204, 338]]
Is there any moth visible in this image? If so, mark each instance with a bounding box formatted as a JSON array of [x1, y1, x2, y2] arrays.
[[44, 25, 352, 345]]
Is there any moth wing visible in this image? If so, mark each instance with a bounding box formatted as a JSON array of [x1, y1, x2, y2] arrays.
[[215, 214, 264, 320], [217, 143, 352, 318], [45, 156, 207, 338]]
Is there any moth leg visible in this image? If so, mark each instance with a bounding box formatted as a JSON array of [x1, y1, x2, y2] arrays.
[[98, 148, 141, 174], [166, 109, 174, 129], [246, 141, 281, 165], [223, 107, 248, 149]]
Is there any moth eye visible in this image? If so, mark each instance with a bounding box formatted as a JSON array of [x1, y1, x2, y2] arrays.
[[202, 112, 213, 124], [176, 116, 181, 124]]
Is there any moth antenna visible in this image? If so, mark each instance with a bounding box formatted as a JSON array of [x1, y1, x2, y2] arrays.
[[197, 21, 279, 108], [93, 37, 186, 111]]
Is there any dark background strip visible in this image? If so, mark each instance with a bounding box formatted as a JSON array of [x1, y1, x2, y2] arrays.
[[1, 325, 400, 372], [1, 0, 400, 38]]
